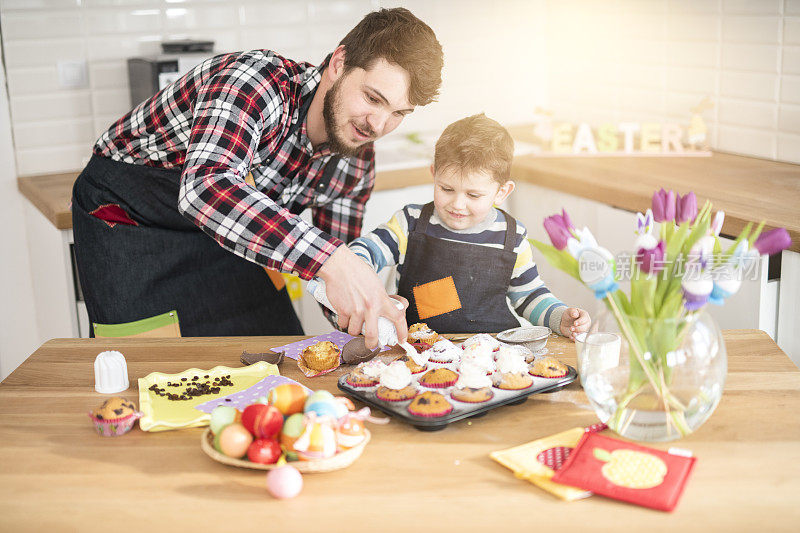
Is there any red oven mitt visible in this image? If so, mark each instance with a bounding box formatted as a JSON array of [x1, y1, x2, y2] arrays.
[[551, 432, 696, 512]]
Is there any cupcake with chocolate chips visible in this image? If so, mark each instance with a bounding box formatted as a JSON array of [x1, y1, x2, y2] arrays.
[[346, 359, 387, 387], [426, 338, 461, 364], [375, 361, 418, 402], [492, 350, 533, 390], [451, 363, 494, 403], [88, 397, 141, 437], [529, 356, 569, 378], [407, 391, 453, 417], [418, 368, 458, 389]]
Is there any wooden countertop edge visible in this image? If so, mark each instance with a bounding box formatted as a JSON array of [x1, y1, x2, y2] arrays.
[[16, 155, 800, 252]]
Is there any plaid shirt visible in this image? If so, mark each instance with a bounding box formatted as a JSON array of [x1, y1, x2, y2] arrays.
[[94, 50, 374, 280]]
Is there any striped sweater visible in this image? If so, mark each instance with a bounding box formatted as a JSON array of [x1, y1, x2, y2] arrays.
[[348, 204, 567, 333]]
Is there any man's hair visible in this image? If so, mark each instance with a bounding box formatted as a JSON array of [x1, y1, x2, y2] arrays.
[[434, 114, 515, 183], [339, 7, 443, 106]]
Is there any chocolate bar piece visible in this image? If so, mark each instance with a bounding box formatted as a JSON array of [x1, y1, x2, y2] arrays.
[[240, 350, 284, 366], [340, 337, 381, 364]]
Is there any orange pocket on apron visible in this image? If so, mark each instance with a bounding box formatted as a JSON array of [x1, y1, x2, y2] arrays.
[[412, 276, 462, 320]]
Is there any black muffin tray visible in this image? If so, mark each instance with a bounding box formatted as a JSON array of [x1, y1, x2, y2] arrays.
[[338, 365, 577, 431]]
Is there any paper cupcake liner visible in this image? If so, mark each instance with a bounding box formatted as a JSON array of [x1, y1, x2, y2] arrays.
[[528, 369, 568, 378], [407, 404, 454, 417], [450, 389, 494, 403], [345, 374, 378, 388], [297, 355, 341, 378], [418, 379, 457, 388], [88, 411, 142, 437], [375, 387, 418, 402]]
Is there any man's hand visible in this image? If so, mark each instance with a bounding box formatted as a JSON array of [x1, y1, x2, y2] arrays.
[[317, 246, 408, 349], [560, 307, 591, 340]]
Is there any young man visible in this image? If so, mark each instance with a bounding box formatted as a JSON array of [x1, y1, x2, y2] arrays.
[[72, 8, 443, 347], [348, 114, 591, 337]]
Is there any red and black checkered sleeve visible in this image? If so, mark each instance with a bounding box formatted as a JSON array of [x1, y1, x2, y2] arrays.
[[312, 144, 375, 244], [177, 54, 342, 279]]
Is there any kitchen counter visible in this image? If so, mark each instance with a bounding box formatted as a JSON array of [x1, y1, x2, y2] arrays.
[[1, 331, 799, 530], [16, 131, 800, 252]]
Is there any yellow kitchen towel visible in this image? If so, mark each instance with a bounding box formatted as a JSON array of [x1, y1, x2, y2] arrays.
[[138, 361, 278, 432], [490, 427, 593, 501]]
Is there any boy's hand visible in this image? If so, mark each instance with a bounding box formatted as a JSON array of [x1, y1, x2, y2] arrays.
[[560, 307, 591, 340]]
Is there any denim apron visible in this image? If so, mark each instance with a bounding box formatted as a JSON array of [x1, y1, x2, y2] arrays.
[[397, 202, 521, 333], [71, 92, 323, 337]]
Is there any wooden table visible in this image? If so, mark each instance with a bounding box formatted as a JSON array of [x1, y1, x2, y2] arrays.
[[1, 331, 799, 531]]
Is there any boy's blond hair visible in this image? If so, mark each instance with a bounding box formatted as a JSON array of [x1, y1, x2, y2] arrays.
[[433, 113, 514, 184]]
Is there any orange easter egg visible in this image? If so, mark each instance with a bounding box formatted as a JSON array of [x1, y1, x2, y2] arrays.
[[336, 416, 366, 449], [268, 384, 308, 415]]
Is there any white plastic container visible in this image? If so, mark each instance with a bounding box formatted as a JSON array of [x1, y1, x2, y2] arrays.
[[94, 350, 129, 393]]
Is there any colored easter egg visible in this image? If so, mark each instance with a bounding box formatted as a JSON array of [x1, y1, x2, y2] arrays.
[[247, 438, 282, 464], [336, 416, 366, 449], [209, 405, 238, 435], [333, 396, 355, 418], [241, 404, 283, 439], [304, 399, 339, 419], [267, 384, 308, 415], [303, 390, 334, 412], [218, 423, 253, 458], [266, 465, 303, 499], [280, 413, 305, 451], [293, 420, 337, 460]]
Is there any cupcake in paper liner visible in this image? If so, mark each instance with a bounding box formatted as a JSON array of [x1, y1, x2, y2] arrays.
[[88, 397, 142, 436], [297, 341, 341, 378], [345, 359, 387, 387], [418, 368, 458, 388], [460, 344, 495, 376], [529, 356, 569, 378], [451, 363, 495, 403], [407, 391, 453, 417], [492, 350, 533, 390], [375, 361, 418, 402], [426, 338, 462, 364], [408, 322, 440, 346]]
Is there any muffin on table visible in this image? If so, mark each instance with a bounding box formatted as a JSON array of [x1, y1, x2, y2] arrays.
[[375, 361, 419, 402], [492, 349, 533, 390], [529, 355, 569, 378], [300, 340, 341, 372], [451, 363, 494, 403], [407, 391, 454, 417]]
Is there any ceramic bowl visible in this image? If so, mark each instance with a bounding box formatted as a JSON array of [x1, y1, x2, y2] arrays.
[[497, 326, 551, 353]]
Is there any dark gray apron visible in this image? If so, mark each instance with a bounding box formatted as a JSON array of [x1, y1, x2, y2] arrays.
[[71, 91, 326, 337], [397, 202, 521, 333]]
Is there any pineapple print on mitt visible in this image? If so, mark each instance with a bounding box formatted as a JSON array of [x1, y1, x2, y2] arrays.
[[551, 432, 697, 512], [594, 448, 667, 489]]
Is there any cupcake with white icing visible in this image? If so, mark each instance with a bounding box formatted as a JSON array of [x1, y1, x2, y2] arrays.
[[375, 361, 418, 402], [450, 362, 494, 403], [492, 350, 533, 390]]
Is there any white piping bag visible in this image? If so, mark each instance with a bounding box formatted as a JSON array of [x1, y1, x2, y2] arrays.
[[307, 278, 427, 365]]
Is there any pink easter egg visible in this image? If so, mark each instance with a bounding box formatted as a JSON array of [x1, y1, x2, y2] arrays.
[[266, 465, 303, 499]]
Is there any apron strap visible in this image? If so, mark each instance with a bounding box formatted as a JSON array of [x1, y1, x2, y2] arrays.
[[414, 202, 435, 235], [498, 208, 517, 253]]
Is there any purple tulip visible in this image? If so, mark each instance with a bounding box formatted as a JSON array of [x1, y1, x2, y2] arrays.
[[652, 188, 676, 223], [754, 228, 792, 256], [543, 209, 575, 250], [676, 192, 698, 224], [636, 240, 666, 275]]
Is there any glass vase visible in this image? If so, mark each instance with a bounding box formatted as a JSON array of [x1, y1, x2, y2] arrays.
[[577, 309, 727, 442]]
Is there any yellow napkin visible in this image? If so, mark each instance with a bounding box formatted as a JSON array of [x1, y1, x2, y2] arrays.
[[490, 427, 592, 501], [138, 361, 278, 432]]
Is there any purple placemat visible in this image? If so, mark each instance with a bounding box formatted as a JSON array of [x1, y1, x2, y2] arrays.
[[271, 330, 357, 360], [194, 375, 310, 413]]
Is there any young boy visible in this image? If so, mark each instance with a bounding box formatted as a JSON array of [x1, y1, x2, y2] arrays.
[[348, 113, 590, 338]]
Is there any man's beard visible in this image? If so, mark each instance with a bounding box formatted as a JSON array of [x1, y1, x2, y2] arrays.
[[322, 77, 375, 157]]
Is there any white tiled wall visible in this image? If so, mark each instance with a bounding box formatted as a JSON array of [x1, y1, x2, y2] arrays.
[[546, 0, 800, 163], [0, 0, 549, 176]]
